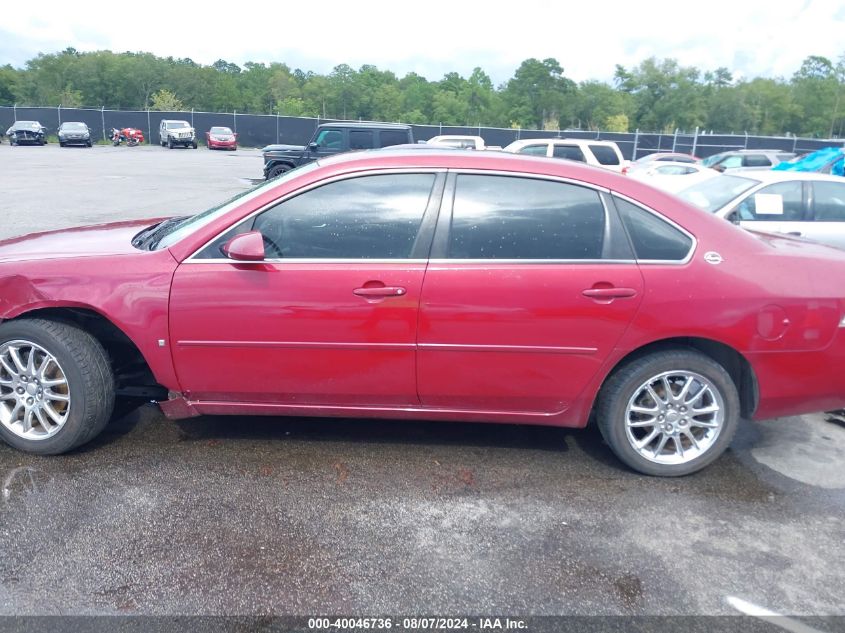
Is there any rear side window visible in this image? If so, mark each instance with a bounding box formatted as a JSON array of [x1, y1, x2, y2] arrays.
[[252, 174, 435, 258], [378, 130, 410, 147], [518, 144, 548, 156], [615, 197, 693, 261], [813, 181, 845, 221], [589, 145, 621, 166], [655, 165, 696, 175], [349, 130, 374, 150], [449, 175, 606, 259], [552, 144, 586, 162], [743, 154, 772, 167]]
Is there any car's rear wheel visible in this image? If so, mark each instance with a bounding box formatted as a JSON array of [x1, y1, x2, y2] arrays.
[[596, 349, 739, 477], [0, 319, 115, 455]]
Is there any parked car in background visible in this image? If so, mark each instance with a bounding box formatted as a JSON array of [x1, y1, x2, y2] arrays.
[[159, 120, 197, 149], [5, 121, 47, 146], [3, 149, 845, 478], [206, 126, 237, 150], [427, 135, 486, 150], [678, 171, 845, 250], [57, 122, 92, 147], [262, 121, 413, 179], [700, 149, 796, 172], [773, 147, 844, 176], [503, 138, 628, 173], [626, 161, 720, 193], [632, 152, 698, 165]]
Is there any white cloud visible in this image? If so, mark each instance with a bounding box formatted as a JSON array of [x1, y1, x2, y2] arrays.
[[2, 0, 845, 83]]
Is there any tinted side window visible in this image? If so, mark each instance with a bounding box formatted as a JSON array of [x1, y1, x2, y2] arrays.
[[349, 130, 374, 150], [518, 144, 548, 156], [743, 154, 772, 167], [552, 145, 586, 162], [733, 181, 805, 221], [378, 130, 409, 147], [589, 145, 620, 165], [449, 175, 606, 259], [615, 197, 693, 261], [252, 174, 435, 259], [813, 181, 845, 221]]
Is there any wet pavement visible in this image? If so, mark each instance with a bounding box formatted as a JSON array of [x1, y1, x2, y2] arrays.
[[0, 144, 844, 617], [0, 407, 843, 616]]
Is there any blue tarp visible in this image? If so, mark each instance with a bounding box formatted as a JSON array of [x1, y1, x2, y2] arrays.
[[773, 146, 845, 175]]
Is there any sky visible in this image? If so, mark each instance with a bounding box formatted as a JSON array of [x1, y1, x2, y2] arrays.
[[2, 0, 845, 84]]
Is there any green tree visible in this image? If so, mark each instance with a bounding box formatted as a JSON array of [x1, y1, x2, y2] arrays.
[[503, 58, 575, 129], [150, 89, 184, 111]]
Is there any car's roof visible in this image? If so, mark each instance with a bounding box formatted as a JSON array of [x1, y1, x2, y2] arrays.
[[506, 137, 619, 148], [719, 170, 844, 184], [316, 121, 410, 130]]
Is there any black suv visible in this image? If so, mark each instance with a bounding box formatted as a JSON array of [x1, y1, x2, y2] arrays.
[[262, 122, 414, 179]]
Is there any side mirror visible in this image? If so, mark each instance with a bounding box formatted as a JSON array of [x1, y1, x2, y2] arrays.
[[308, 142, 318, 151], [221, 231, 265, 261]]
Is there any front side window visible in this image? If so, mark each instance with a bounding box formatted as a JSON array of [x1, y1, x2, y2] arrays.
[[732, 181, 805, 221], [314, 129, 343, 149], [718, 155, 743, 169], [448, 175, 606, 260], [518, 144, 549, 156], [614, 197, 693, 261], [552, 145, 586, 162], [251, 174, 435, 259], [589, 145, 621, 165]]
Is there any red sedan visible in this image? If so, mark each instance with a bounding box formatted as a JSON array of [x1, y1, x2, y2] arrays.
[[206, 126, 237, 150], [1, 150, 844, 476]]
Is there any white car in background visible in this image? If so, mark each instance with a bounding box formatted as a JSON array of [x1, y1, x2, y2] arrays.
[[677, 171, 845, 250], [626, 161, 720, 193], [427, 135, 486, 150], [503, 138, 628, 172]]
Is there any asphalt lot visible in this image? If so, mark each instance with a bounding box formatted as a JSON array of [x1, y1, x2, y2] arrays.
[[0, 144, 844, 619]]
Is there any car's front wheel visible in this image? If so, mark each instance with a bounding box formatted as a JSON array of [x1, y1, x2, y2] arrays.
[[596, 349, 740, 477], [0, 318, 115, 455], [267, 164, 290, 179]]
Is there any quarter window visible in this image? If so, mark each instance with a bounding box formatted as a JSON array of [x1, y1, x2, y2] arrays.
[[249, 174, 435, 259], [589, 145, 621, 165], [448, 175, 606, 259], [615, 197, 693, 261], [378, 130, 408, 147], [552, 145, 586, 162]]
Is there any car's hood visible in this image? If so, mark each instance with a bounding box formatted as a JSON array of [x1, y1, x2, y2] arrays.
[[0, 218, 165, 263], [262, 144, 306, 154]]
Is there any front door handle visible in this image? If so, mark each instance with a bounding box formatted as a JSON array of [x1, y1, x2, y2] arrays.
[[785, 231, 802, 236], [582, 287, 638, 300], [353, 286, 407, 297]]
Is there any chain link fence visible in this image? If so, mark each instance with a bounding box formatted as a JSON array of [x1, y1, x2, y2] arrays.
[[2, 105, 843, 160]]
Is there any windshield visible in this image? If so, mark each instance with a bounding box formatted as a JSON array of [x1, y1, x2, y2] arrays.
[[151, 161, 322, 250], [61, 122, 87, 130], [166, 121, 190, 129], [210, 127, 232, 134], [677, 174, 759, 213], [15, 121, 39, 128]]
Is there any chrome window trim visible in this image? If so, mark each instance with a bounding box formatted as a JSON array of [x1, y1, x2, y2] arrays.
[[611, 192, 698, 265], [448, 168, 611, 194], [185, 168, 447, 262], [183, 258, 430, 265], [428, 258, 637, 265]]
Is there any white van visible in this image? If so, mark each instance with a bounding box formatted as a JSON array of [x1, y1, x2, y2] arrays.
[[503, 138, 628, 172]]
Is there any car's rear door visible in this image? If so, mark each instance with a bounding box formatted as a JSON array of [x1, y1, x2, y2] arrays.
[[169, 171, 445, 406], [416, 172, 644, 413]]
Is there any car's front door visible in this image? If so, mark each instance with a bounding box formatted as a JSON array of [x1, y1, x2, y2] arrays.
[[416, 173, 644, 413], [310, 127, 345, 159], [169, 171, 444, 406], [730, 180, 809, 237]]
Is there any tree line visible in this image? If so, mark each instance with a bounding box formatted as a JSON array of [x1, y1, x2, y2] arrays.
[[1, 48, 844, 137]]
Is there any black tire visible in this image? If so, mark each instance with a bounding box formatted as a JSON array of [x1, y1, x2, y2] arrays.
[[59, 141, 66, 147], [191, 140, 198, 149], [87, 141, 92, 148], [167, 138, 174, 149], [595, 349, 740, 477], [267, 164, 290, 179], [0, 318, 115, 455]]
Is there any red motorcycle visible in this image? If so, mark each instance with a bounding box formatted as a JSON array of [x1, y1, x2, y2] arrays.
[[111, 127, 145, 146]]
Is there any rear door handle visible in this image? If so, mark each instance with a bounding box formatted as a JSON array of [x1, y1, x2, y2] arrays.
[[353, 286, 407, 297], [786, 231, 802, 236], [582, 287, 638, 299]]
